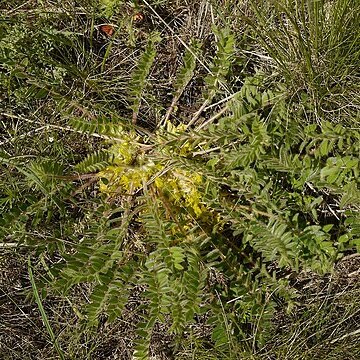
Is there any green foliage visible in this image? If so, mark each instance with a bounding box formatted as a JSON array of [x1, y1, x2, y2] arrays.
[[204, 26, 235, 100], [75, 150, 115, 173], [162, 40, 201, 124], [174, 41, 200, 94], [69, 117, 128, 138], [57, 68, 360, 357], [128, 32, 161, 123], [99, 0, 124, 17], [2, 2, 360, 359]]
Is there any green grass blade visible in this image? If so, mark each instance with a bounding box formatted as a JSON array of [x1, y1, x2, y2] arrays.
[[28, 257, 65, 360]]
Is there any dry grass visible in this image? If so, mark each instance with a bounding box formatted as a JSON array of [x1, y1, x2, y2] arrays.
[[1, 249, 359, 359]]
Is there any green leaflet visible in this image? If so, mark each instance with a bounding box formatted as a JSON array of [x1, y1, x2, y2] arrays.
[[128, 32, 161, 123], [203, 26, 235, 101]]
